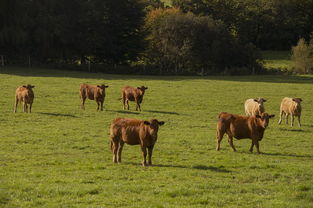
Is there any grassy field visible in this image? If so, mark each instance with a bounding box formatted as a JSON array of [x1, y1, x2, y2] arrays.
[[262, 50, 293, 71], [1, 67, 313, 208]]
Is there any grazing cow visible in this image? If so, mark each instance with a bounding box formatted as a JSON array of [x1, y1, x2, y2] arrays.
[[110, 118, 165, 166], [122, 86, 148, 111], [244, 98, 267, 116], [79, 84, 108, 111], [278, 97, 302, 127], [216, 112, 275, 154], [14, 84, 35, 113]]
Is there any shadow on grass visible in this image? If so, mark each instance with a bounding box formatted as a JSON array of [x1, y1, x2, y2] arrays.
[[2, 67, 313, 84], [145, 110, 179, 115], [108, 110, 140, 115], [36, 112, 78, 118], [262, 152, 313, 158], [191, 165, 232, 173], [125, 162, 232, 172], [278, 128, 304, 132]]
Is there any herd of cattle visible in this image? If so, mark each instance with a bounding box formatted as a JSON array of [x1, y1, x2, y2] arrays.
[[13, 84, 303, 166]]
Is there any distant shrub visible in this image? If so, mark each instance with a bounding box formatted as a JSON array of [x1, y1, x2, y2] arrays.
[[291, 37, 313, 74], [143, 8, 262, 75]]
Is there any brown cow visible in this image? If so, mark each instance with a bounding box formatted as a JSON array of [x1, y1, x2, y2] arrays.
[[216, 112, 275, 154], [122, 86, 148, 111], [278, 97, 302, 127], [14, 84, 35, 113], [110, 118, 165, 166], [79, 84, 108, 111]]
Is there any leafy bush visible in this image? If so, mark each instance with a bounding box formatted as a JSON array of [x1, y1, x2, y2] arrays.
[[143, 8, 262, 75], [291, 37, 313, 74]]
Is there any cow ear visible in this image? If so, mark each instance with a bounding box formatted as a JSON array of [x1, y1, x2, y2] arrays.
[[144, 121, 150, 125], [269, 114, 275, 118], [254, 99, 258, 102], [105, 85, 109, 88], [137, 87, 141, 89], [256, 115, 261, 118], [263, 99, 266, 102], [97, 85, 101, 88], [158, 121, 165, 126], [23, 85, 27, 88], [145, 87, 148, 90], [31, 85, 35, 88], [299, 98, 303, 102], [292, 98, 296, 102]]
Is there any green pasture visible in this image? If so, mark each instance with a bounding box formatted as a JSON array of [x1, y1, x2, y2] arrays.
[[1, 67, 313, 208], [262, 50, 293, 71]]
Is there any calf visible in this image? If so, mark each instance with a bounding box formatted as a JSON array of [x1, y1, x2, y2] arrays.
[[216, 112, 274, 154], [14, 84, 35, 113], [278, 97, 302, 127], [122, 86, 148, 111], [110, 118, 164, 166], [79, 84, 108, 111], [244, 98, 266, 116]]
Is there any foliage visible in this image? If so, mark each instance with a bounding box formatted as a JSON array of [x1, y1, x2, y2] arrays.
[[1, 67, 313, 207], [291, 38, 313, 74], [172, 0, 313, 50], [0, 0, 145, 64], [144, 8, 262, 74]]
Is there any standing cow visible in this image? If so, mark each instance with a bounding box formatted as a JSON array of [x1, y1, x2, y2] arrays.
[[110, 118, 165, 166], [122, 86, 148, 111], [216, 112, 275, 154], [244, 98, 266, 116], [79, 84, 109, 111], [278, 97, 302, 127], [14, 84, 35, 113]]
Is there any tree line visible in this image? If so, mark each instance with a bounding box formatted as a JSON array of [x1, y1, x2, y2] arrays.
[[0, 0, 312, 75]]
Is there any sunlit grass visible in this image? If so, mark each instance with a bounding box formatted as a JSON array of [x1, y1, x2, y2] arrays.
[[262, 50, 294, 70], [1, 67, 313, 207]]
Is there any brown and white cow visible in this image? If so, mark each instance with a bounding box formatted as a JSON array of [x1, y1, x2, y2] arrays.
[[121, 86, 148, 111], [216, 112, 274, 154], [110, 118, 165, 166], [14, 84, 35, 113], [79, 84, 108, 111]]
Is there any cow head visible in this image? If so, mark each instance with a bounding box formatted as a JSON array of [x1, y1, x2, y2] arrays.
[[144, 119, 164, 138], [256, 113, 275, 128], [253, 98, 266, 105], [292, 98, 303, 104], [97, 84, 109, 95], [23, 84, 35, 90], [137, 86, 148, 95]]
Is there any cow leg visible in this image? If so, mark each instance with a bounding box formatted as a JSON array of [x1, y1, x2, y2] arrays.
[[23, 102, 28, 113], [249, 141, 254, 153], [81, 98, 86, 110], [126, 100, 129, 110], [96, 100, 100, 111], [14, 97, 18, 113], [278, 110, 284, 124], [253, 139, 260, 154], [100, 100, 104, 111], [112, 141, 119, 163], [147, 145, 154, 166], [297, 116, 301, 127], [291, 113, 294, 127], [29, 103, 32, 113], [216, 126, 225, 151], [137, 103, 141, 111], [117, 141, 124, 163], [285, 113, 289, 124], [141, 145, 148, 166], [228, 135, 237, 152]]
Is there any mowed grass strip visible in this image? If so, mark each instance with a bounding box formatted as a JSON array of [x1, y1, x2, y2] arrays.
[[1, 67, 313, 208]]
